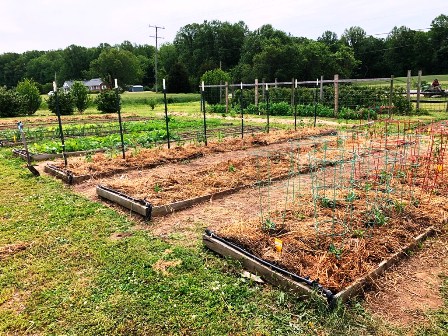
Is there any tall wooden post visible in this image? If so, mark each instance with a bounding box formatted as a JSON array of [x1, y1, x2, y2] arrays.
[[255, 78, 259, 107], [417, 70, 422, 111], [406, 70, 411, 103], [320, 75, 324, 101], [389, 75, 394, 118], [334, 74, 339, 117], [225, 82, 229, 114]]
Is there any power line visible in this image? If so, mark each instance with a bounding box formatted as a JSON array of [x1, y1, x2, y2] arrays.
[[149, 24, 165, 93]]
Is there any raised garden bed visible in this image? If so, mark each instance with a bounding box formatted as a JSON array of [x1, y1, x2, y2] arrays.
[[45, 128, 336, 184]]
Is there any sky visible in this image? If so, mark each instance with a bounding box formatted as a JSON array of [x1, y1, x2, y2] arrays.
[[0, 0, 446, 54]]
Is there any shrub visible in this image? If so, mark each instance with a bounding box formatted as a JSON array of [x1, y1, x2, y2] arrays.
[[71, 81, 90, 113], [270, 101, 291, 116], [47, 89, 75, 115], [209, 104, 226, 114], [245, 104, 259, 115], [0, 86, 23, 117], [95, 89, 120, 113], [148, 98, 157, 110], [16, 78, 41, 115]]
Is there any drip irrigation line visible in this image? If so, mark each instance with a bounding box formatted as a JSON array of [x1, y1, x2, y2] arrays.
[[204, 229, 335, 302]]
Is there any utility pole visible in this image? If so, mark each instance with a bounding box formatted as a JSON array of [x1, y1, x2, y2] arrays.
[[149, 24, 165, 93]]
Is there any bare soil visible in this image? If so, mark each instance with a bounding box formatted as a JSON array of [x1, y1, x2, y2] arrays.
[[364, 234, 447, 327]]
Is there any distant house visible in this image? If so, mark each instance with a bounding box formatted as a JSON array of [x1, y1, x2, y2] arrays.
[[129, 85, 144, 92], [63, 78, 108, 92]]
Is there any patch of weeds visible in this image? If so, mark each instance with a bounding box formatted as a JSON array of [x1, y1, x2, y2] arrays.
[[228, 164, 236, 172], [153, 183, 162, 193]]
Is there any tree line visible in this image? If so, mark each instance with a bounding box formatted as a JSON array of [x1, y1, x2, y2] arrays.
[[0, 14, 446, 93]]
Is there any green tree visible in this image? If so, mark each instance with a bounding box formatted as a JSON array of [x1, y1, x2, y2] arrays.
[[16, 78, 42, 115], [71, 81, 90, 113], [90, 48, 143, 87], [47, 89, 75, 115], [0, 86, 22, 117], [167, 63, 191, 93], [200, 68, 231, 104], [95, 89, 120, 113]]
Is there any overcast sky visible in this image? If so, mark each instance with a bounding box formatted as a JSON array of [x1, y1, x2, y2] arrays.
[[0, 0, 445, 54]]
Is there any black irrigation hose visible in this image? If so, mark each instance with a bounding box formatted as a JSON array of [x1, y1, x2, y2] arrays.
[[204, 229, 335, 302], [97, 185, 153, 220]]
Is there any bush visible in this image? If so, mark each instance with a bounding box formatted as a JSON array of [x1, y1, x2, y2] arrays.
[[0, 86, 23, 117], [47, 89, 75, 115], [245, 104, 259, 115], [71, 81, 90, 113], [209, 104, 226, 114], [95, 90, 120, 113], [269, 101, 291, 116], [16, 79, 41, 115], [148, 98, 157, 110]]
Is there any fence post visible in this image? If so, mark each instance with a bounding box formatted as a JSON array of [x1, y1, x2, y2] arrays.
[[406, 70, 411, 103], [320, 75, 324, 101], [225, 82, 229, 114], [291, 78, 296, 130], [417, 70, 422, 111], [275, 78, 278, 88], [334, 74, 339, 117], [389, 75, 394, 118], [255, 78, 259, 106], [262, 78, 266, 100]]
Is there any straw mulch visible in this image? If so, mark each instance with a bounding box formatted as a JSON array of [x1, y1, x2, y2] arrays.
[[52, 128, 335, 176]]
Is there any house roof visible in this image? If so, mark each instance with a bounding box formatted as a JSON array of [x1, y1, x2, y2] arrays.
[[63, 78, 105, 88]]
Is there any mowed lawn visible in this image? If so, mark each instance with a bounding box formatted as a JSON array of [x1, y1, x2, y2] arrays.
[[0, 148, 447, 334]]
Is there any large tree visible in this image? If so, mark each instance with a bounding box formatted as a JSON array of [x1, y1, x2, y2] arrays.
[[89, 47, 143, 87]]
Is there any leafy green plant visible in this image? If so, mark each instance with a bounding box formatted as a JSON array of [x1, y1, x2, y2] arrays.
[[328, 243, 343, 259], [345, 191, 357, 202], [0, 86, 22, 117], [148, 98, 157, 110], [366, 207, 388, 227], [95, 89, 120, 113], [228, 164, 236, 172], [71, 81, 90, 113], [47, 89, 75, 115], [319, 196, 338, 209], [262, 218, 276, 231], [154, 183, 162, 193], [16, 78, 42, 115], [351, 229, 365, 238]]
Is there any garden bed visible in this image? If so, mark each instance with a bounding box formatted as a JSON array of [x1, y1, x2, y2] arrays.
[[45, 128, 336, 183], [203, 165, 447, 303]]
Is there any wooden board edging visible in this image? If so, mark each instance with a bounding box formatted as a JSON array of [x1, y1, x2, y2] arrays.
[[13, 149, 105, 161], [96, 185, 151, 218], [202, 233, 323, 302], [44, 164, 90, 184], [203, 226, 435, 306]]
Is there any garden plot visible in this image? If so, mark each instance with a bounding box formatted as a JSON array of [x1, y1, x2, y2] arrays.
[[203, 130, 448, 304], [92, 131, 411, 219], [44, 128, 336, 183]]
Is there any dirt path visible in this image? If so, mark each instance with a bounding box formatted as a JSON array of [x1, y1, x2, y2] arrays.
[[364, 233, 447, 328]]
